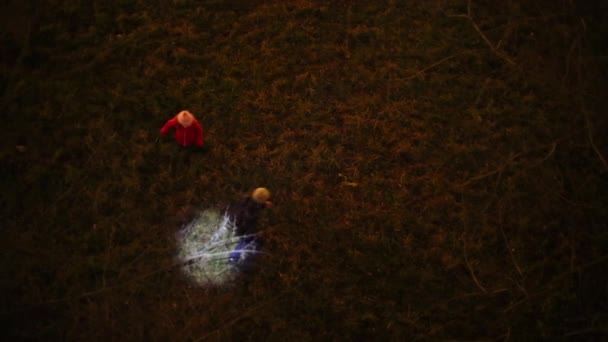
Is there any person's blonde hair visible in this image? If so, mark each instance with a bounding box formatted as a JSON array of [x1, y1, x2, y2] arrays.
[[252, 188, 270, 204], [177, 110, 194, 127]]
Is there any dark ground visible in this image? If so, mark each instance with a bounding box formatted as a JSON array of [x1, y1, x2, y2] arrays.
[[1, 0, 607, 340]]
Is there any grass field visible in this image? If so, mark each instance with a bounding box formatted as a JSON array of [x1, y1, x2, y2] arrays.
[[2, 0, 607, 340]]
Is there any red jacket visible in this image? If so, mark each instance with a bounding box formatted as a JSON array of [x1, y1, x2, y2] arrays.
[[160, 118, 204, 147]]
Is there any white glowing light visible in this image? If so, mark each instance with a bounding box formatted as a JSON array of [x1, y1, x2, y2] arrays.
[[175, 208, 260, 286]]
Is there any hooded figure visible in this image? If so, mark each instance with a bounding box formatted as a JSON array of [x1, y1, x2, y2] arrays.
[[160, 110, 204, 147], [228, 188, 272, 269]]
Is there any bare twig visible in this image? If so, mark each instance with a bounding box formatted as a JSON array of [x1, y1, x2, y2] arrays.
[[501, 327, 511, 342], [458, 139, 563, 188], [497, 204, 527, 299], [405, 53, 461, 81], [541, 141, 558, 162], [447, 0, 516, 66], [582, 106, 608, 172], [562, 34, 582, 88], [463, 238, 487, 293], [459, 151, 521, 187], [496, 16, 513, 50], [469, 18, 516, 66], [564, 327, 608, 338], [573, 18, 608, 173], [498, 207, 523, 278], [504, 254, 608, 313]]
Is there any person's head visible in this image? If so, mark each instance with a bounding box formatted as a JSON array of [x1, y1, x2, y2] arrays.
[[252, 187, 271, 204], [177, 110, 195, 127]]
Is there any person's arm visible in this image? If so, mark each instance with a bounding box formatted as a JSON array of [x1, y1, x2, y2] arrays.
[[194, 120, 204, 147], [160, 117, 178, 135]]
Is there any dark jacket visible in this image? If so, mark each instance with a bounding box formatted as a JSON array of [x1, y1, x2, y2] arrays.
[[229, 197, 266, 236]]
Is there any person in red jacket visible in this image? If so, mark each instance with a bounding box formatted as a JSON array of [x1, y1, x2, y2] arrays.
[[160, 110, 204, 148]]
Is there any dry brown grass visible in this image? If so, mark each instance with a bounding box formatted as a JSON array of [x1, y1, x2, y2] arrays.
[[1, 0, 607, 340]]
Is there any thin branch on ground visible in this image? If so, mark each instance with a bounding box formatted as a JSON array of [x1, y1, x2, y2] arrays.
[[405, 53, 461, 81], [498, 204, 526, 294], [582, 106, 608, 172], [457, 139, 563, 188], [499, 216, 522, 277], [496, 17, 513, 50], [564, 327, 608, 338], [574, 17, 608, 173], [459, 151, 521, 187], [499, 327, 511, 342], [504, 254, 608, 313], [463, 237, 487, 293], [446, 0, 516, 66]]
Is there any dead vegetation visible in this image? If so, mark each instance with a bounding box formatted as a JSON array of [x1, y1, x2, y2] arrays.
[[1, 0, 607, 340]]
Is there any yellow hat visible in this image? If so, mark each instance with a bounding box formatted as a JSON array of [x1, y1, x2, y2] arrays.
[[252, 188, 271, 204]]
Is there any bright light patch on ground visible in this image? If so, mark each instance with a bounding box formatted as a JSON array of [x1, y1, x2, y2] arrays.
[[175, 208, 259, 286]]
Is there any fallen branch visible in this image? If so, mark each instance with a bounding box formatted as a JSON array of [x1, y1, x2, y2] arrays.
[[497, 204, 528, 298], [463, 238, 487, 293], [582, 106, 608, 172], [457, 139, 563, 188], [405, 53, 460, 81], [504, 254, 608, 313], [574, 17, 608, 173], [447, 0, 516, 66]]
